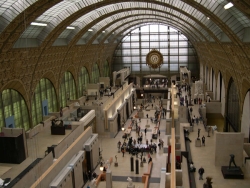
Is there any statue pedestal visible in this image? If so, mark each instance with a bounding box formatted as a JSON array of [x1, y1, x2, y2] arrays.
[[106, 171, 113, 188], [127, 185, 135, 188], [195, 139, 201, 147], [115, 162, 118, 167], [221, 166, 244, 179]]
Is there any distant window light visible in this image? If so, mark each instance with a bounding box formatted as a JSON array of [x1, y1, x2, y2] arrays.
[[88, 29, 93, 32]]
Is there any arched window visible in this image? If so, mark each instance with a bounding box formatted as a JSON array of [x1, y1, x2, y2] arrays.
[[92, 63, 100, 83], [0, 89, 29, 130], [226, 79, 240, 132], [78, 67, 89, 97], [32, 78, 57, 127], [103, 61, 110, 77], [59, 71, 77, 107], [112, 24, 199, 77]]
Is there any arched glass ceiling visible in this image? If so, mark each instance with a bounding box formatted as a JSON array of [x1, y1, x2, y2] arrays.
[[19, 1, 218, 43], [98, 16, 205, 43], [3, 0, 249, 45], [100, 18, 200, 45], [75, 16, 202, 46], [193, 0, 250, 40], [68, 7, 214, 41], [0, 0, 38, 32], [74, 10, 207, 44]]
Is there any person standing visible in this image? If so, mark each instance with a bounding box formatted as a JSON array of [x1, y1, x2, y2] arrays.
[[198, 167, 205, 180], [158, 129, 161, 137], [122, 148, 125, 157], [146, 114, 148, 118], [190, 107, 193, 116], [144, 128, 147, 135], [202, 135, 205, 146]]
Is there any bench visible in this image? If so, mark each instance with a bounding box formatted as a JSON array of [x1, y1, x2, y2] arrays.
[[95, 173, 106, 186], [142, 175, 149, 188], [143, 161, 153, 177]]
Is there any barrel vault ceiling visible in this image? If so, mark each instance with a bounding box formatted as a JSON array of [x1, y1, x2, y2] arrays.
[[0, 0, 250, 106]]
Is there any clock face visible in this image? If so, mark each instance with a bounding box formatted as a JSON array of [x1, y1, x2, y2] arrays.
[[150, 54, 159, 64], [146, 49, 163, 69]]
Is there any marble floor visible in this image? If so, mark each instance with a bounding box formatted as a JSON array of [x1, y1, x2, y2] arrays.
[[84, 93, 250, 188], [1, 88, 250, 188]]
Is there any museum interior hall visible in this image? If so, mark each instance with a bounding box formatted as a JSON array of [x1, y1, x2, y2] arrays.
[[0, 1, 250, 188]]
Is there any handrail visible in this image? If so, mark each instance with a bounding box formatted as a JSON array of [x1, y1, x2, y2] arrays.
[[170, 84, 176, 188]]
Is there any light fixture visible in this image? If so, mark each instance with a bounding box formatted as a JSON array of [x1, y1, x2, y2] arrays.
[[207, 17, 210, 20], [66, 26, 75, 30], [224, 2, 233, 9], [122, 127, 125, 131], [31, 22, 47, 26], [100, 161, 104, 171], [88, 29, 93, 32], [102, 30, 105, 33]]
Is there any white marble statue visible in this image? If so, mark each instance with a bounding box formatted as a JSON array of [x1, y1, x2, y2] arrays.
[[127, 177, 133, 186], [195, 80, 203, 97]]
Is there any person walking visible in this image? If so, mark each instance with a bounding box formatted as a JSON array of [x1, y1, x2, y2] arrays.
[[146, 114, 148, 118], [158, 129, 160, 137], [144, 128, 147, 135], [198, 167, 205, 180], [202, 135, 205, 146]]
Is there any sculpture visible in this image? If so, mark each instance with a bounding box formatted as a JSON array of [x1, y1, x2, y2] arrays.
[[194, 80, 203, 98], [127, 177, 133, 186], [198, 128, 201, 139], [228, 154, 237, 169]]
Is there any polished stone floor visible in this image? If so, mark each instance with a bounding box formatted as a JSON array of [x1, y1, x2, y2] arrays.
[[84, 92, 250, 188]]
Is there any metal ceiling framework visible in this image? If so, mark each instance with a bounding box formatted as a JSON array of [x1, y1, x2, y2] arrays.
[[0, 0, 250, 50]]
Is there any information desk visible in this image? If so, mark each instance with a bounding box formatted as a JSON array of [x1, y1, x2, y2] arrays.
[[0, 134, 26, 164]]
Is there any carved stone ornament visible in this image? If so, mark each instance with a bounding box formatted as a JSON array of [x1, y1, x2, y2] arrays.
[[146, 49, 163, 69]]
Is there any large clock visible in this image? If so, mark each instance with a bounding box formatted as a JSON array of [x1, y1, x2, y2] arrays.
[[146, 49, 163, 69]]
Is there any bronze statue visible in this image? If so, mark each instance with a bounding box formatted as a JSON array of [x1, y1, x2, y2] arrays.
[[229, 154, 237, 169]]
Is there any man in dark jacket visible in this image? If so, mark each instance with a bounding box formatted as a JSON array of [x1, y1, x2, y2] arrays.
[[198, 167, 205, 180]]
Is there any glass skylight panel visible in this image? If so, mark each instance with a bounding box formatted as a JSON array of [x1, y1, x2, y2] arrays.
[[0, 0, 38, 32], [19, 25, 44, 38], [58, 29, 73, 38]]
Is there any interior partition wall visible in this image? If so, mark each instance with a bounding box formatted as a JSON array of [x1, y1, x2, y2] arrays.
[[0, 89, 30, 130], [112, 24, 199, 79]]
